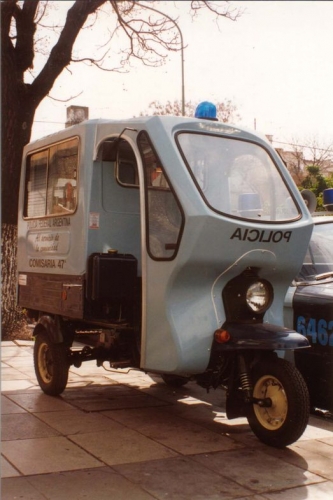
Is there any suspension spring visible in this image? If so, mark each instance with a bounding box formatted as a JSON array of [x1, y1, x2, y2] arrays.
[[238, 354, 253, 396], [239, 371, 252, 392]]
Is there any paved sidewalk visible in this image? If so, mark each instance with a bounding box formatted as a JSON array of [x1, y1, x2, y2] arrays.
[[1, 340, 333, 499]]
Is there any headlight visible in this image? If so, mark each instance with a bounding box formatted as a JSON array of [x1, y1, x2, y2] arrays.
[[246, 281, 272, 313]]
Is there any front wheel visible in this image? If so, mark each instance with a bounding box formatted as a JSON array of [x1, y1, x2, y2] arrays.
[[247, 357, 309, 448], [34, 332, 70, 396]]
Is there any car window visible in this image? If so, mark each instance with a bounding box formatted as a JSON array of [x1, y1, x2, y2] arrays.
[[297, 221, 333, 280]]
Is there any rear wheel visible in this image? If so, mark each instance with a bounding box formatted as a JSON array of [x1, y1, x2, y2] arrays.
[[34, 332, 69, 396], [247, 357, 309, 447]]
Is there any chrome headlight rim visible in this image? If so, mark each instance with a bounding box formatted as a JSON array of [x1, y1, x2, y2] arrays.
[[246, 280, 273, 314]]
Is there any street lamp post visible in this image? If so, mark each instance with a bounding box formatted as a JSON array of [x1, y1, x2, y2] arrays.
[[142, 5, 185, 116]]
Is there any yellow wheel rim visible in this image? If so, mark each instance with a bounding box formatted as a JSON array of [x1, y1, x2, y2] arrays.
[[38, 342, 53, 383], [253, 375, 288, 430]]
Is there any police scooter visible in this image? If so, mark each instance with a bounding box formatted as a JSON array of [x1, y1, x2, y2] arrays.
[[17, 102, 313, 447]]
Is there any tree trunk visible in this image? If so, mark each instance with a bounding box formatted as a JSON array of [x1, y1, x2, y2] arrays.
[[1, 86, 34, 226], [1, 223, 25, 339], [2, 17, 35, 338]]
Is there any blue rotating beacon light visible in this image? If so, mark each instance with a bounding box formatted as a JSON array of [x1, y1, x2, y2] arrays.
[[195, 101, 218, 121]]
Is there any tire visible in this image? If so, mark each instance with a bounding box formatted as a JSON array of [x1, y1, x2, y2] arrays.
[[247, 357, 309, 448], [34, 332, 69, 396], [161, 374, 189, 387]]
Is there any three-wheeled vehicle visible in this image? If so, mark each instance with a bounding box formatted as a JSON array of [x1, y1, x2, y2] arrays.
[[17, 113, 313, 447]]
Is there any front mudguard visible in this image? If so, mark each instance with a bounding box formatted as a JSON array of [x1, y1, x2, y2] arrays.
[[214, 322, 309, 351], [33, 315, 63, 344], [209, 323, 309, 421]]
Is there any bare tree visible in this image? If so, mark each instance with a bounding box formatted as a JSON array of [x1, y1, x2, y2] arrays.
[[140, 98, 240, 122], [216, 100, 241, 123], [303, 135, 333, 175], [1, 0, 241, 337], [276, 136, 333, 186], [278, 140, 306, 185]]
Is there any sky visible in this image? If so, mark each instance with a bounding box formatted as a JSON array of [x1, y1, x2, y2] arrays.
[[31, 1, 333, 150]]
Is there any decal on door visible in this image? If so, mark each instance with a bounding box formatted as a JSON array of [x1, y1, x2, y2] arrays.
[[296, 315, 333, 346]]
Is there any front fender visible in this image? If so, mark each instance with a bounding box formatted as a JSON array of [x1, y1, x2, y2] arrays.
[[215, 322, 310, 351]]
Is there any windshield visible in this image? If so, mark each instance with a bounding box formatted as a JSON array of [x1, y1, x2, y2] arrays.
[[177, 133, 300, 222], [297, 221, 333, 281]]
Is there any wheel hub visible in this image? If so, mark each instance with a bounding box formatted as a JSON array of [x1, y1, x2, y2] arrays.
[[253, 375, 288, 430]]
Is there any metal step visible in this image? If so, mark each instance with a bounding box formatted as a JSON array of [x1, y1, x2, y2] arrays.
[[75, 329, 103, 335]]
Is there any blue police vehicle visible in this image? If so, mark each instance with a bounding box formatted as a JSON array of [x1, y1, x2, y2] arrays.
[[285, 189, 333, 412]]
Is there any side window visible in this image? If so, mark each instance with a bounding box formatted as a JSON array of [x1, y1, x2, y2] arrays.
[[25, 150, 48, 217], [24, 138, 79, 218], [47, 139, 78, 215], [116, 140, 139, 186], [138, 131, 183, 260]]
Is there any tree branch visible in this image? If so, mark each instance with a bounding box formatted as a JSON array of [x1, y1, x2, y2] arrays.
[[30, 0, 106, 105], [190, 1, 243, 21], [15, 0, 39, 72], [1, 0, 18, 62]]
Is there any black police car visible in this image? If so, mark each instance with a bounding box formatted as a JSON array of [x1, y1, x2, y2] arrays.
[[285, 214, 333, 412]]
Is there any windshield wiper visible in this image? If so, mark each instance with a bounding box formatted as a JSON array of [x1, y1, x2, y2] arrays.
[[293, 271, 333, 285], [315, 271, 333, 281]]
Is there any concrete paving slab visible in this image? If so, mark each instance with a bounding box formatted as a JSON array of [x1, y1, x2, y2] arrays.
[[294, 438, 333, 459], [1, 379, 38, 392], [103, 406, 244, 455], [2, 355, 36, 367], [1, 477, 47, 499], [1, 341, 17, 347], [0, 345, 33, 357], [264, 481, 333, 500], [13, 339, 34, 347], [223, 415, 333, 451], [160, 397, 251, 437], [1, 455, 21, 478], [192, 448, 325, 494], [1, 413, 60, 440], [65, 378, 121, 389], [298, 420, 333, 441], [321, 435, 333, 445], [251, 420, 333, 483], [236, 497, 269, 500], [139, 380, 227, 409], [2, 468, 156, 500], [36, 409, 121, 435], [114, 455, 251, 499], [1, 394, 26, 414], [104, 372, 156, 385], [69, 425, 178, 465], [69, 360, 115, 377], [6, 392, 75, 412], [1, 366, 32, 380], [15, 366, 37, 378], [270, 443, 333, 481], [61, 384, 169, 412], [1, 436, 103, 475]]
